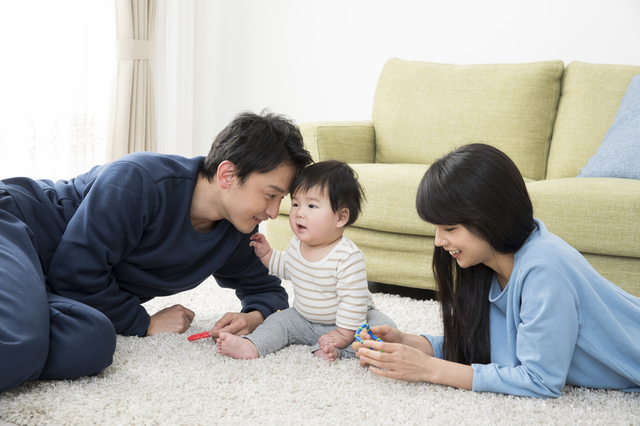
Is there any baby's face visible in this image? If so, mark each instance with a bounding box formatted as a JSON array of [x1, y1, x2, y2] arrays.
[[288, 185, 344, 247]]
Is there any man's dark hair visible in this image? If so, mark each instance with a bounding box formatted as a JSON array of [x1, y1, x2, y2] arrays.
[[291, 160, 365, 227], [200, 110, 312, 184]]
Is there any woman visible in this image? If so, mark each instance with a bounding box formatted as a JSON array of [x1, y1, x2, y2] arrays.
[[355, 143, 640, 398]]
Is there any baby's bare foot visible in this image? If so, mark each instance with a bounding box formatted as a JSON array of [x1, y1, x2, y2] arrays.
[[314, 345, 338, 362], [217, 332, 259, 359]]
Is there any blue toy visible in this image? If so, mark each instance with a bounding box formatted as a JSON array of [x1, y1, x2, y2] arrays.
[[355, 323, 383, 351]]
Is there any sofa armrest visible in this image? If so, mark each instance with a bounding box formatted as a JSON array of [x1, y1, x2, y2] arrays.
[[299, 121, 375, 163]]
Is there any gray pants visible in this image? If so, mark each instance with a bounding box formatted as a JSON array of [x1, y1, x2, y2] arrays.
[[245, 307, 396, 359]]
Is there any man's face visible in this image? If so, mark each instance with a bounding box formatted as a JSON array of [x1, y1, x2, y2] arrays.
[[224, 163, 297, 234]]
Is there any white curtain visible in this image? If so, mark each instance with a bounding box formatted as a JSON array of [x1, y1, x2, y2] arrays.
[[155, 0, 195, 158], [0, 1, 114, 181], [107, 0, 157, 161]]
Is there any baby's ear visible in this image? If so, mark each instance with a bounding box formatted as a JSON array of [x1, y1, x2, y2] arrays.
[[337, 208, 350, 228]]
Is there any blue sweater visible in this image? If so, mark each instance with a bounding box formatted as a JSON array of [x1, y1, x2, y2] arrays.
[[424, 219, 640, 398], [2, 152, 288, 337]]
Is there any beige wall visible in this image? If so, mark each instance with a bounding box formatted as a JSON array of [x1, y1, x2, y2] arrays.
[[190, 0, 640, 156]]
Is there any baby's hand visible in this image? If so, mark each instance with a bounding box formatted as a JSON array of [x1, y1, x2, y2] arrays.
[[249, 233, 271, 258], [318, 329, 354, 349]]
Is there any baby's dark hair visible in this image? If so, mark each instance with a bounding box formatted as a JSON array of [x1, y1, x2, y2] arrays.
[[291, 160, 365, 226]]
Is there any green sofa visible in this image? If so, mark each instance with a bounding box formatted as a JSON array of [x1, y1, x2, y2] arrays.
[[265, 59, 640, 297]]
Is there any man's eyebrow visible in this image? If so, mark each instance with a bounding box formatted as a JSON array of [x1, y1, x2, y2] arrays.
[[268, 185, 287, 194]]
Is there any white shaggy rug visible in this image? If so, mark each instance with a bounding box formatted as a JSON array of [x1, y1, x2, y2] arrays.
[[1, 278, 639, 426]]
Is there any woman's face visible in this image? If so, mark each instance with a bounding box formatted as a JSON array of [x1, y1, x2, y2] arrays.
[[433, 224, 495, 269]]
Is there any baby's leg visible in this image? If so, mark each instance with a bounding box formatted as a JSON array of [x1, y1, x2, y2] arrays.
[[227, 308, 317, 358], [309, 323, 341, 362], [217, 333, 259, 359]]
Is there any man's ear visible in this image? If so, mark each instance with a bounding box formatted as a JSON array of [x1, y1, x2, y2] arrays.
[[217, 160, 236, 189], [336, 208, 350, 228]]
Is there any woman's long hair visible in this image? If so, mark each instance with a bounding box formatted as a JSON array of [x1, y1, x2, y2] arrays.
[[416, 144, 535, 365]]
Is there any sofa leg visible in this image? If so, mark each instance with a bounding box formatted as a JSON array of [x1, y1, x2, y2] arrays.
[[367, 281, 437, 301]]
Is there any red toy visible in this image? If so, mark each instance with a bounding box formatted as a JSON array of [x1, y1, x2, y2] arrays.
[[188, 331, 212, 341]]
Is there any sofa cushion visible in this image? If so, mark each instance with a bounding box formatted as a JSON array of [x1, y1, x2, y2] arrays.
[[299, 121, 375, 164], [547, 62, 640, 179], [350, 163, 432, 235], [578, 75, 640, 180], [527, 177, 640, 258], [372, 58, 564, 181]]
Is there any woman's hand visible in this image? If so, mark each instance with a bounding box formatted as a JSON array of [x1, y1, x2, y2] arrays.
[[368, 325, 404, 343], [357, 338, 473, 389], [352, 325, 404, 355], [356, 339, 433, 382]]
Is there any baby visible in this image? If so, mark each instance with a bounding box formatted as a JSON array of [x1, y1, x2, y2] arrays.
[[217, 160, 395, 361]]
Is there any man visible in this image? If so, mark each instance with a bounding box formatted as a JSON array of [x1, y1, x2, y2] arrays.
[[0, 110, 313, 393]]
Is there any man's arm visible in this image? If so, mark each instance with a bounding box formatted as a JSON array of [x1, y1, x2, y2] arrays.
[[211, 228, 289, 336], [47, 163, 160, 336]]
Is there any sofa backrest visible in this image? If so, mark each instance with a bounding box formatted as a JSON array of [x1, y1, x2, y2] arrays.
[[546, 61, 640, 180], [371, 58, 564, 181]]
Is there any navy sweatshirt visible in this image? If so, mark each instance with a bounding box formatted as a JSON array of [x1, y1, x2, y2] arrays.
[[2, 152, 288, 336]]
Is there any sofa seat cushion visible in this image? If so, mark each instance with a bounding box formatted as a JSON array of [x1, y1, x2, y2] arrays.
[[527, 177, 640, 258], [372, 59, 564, 181], [278, 163, 434, 236]]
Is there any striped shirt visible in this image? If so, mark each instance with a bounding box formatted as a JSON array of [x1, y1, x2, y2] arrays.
[[269, 235, 372, 330]]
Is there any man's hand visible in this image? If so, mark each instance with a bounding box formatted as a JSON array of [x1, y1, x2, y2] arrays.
[[147, 304, 195, 336], [208, 310, 264, 339]]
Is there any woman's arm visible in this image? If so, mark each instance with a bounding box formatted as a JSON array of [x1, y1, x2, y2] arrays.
[[471, 265, 580, 398]]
